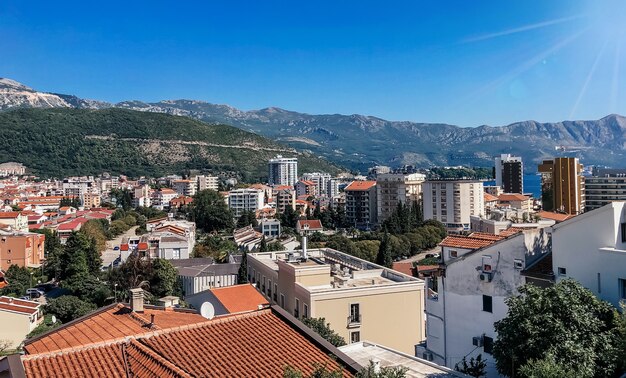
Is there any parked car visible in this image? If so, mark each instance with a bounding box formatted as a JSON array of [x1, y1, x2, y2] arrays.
[[19, 296, 30, 301], [113, 246, 120, 251], [26, 288, 44, 298], [424, 253, 441, 259]]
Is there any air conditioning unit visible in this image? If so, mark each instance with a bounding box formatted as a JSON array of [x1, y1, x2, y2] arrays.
[[422, 351, 434, 361], [479, 272, 493, 282], [472, 336, 483, 347]]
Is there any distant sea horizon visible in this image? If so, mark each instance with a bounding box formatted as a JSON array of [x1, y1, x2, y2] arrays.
[[484, 173, 541, 198]]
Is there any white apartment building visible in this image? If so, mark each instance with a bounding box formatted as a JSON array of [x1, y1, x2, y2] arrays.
[[228, 188, 265, 218], [195, 175, 219, 192], [327, 178, 340, 198], [376, 172, 426, 223], [172, 180, 196, 197], [62, 176, 98, 204], [301, 172, 332, 197], [423, 180, 484, 232], [268, 155, 298, 186], [152, 188, 178, 209], [551, 201, 626, 308], [133, 184, 151, 208], [419, 229, 552, 376]]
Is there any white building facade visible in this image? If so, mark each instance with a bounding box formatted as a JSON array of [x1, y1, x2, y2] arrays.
[[268, 155, 298, 186], [228, 188, 265, 218], [423, 180, 484, 232]]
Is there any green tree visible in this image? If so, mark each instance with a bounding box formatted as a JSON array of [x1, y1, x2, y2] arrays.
[[375, 230, 393, 268], [259, 236, 269, 252], [0, 265, 31, 297], [283, 363, 343, 378], [70, 275, 112, 307], [356, 361, 408, 378], [43, 230, 63, 281], [280, 205, 299, 229], [301, 317, 346, 347], [237, 251, 248, 284], [455, 354, 487, 377], [493, 280, 621, 378], [149, 258, 179, 298], [110, 188, 133, 210], [80, 219, 108, 252], [59, 232, 91, 284], [517, 354, 578, 378], [45, 295, 96, 323], [106, 254, 153, 301], [192, 190, 234, 232], [237, 210, 258, 228]]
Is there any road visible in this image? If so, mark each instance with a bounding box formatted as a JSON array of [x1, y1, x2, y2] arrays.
[[101, 226, 138, 268]]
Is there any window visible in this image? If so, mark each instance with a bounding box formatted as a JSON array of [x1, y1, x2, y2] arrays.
[[172, 248, 180, 259], [482, 256, 492, 272], [350, 303, 360, 324], [268, 280, 272, 299], [280, 294, 285, 309], [350, 331, 360, 343], [251, 269, 256, 284], [483, 336, 494, 354], [273, 284, 278, 302], [449, 250, 458, 258], [303, 304, 309, 319], [262, 277, 266, 293], [558, 267, 567, 276], [482, 295, 493, 313], [294, 298, 300, 318], [621, 223, 626, 242], [514, 259, 523, 269], [620, 279, 626, 300]]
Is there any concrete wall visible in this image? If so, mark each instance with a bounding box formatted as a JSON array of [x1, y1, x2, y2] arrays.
[[0, 310, 36, 349]]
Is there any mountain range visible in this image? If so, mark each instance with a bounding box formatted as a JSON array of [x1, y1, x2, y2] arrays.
[[2, 77, 625, 172]]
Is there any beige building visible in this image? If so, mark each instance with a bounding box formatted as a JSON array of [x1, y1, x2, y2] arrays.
[[376, 173, 426, 224], [83, 192, 101, 208], [172, 180, 196, 197], [423, 180, 484, 233], [345, 181, 377, 230], [195, 175, 219, 191], [0, 212, 28, 232], [0, 296, 43, 349], [497, 193, 532, 213], [538, 157, 585, 215], [248, 248, 425, 355], [273, 186, 296, 213]]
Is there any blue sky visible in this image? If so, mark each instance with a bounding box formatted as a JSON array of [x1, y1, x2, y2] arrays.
[[1, 0, 625, 126]]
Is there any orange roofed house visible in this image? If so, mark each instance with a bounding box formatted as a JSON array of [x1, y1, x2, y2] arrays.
[[0, 212, 28, 232], [344, 181, 377, 230], [0, 231, 45, 271], [1, 288, 361, 377]]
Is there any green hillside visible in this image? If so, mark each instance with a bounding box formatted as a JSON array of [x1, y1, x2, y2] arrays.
[[0, 108, 342, 180]]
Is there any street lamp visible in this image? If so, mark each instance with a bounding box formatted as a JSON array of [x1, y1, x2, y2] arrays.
[[114, 283, 118, 303], [30, 271, 34, 289]]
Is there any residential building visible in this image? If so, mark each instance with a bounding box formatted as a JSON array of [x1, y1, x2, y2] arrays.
[[551, 201, 626, 308], [233, 225, 263, 251], [5, 295, 360, 377], [497, 193, 532, 214], [248, 248, 425, 355], [296, 180, 317, 198], [423, 180, 484, 232], [0, 231, 45, 271], [494, 154, 523, 194], [185, 284, 268, 314], [0, 296, 43, 349], [0, 212, 28, 232], [376, 172, 426, 223], [82, 192, 101, 208], [296, 219, 323, 234], [273, 186, 296, 213], [268, 155, 298, 186], [584, 168, 626, 211], [173, 258, 240, 296], [195, 175, 219, 191], [62, 176, 97, 204], [345, 181, 377, 230], [301, 172, 332, 197], [418, 229, 552, 375], [327, 178, 340, 198], [153, 188, 178, 209], [228, 188, 264, 218], [538, 157, 585, 214], [0, 162, 26, 177], [260, 219, 281, 238], [132, 184, 151, 208], [172, 179, 196, 197]]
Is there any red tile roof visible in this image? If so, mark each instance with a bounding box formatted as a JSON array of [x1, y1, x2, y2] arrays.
[[298, 180, 316, 186], [345, 181, 376, 191], [468, 232, 505, 241], [537, 211, 574, 222], [499, 227, 524, 237], [210, 284, 269, 314], [484, 192, 498, 202], [0, 211, 21, 219], [137, 242, 149, 251], [498, 193, 530, 201], [392, 262, 416, 277], [297, 219, 323, 230], [439, 235, 496, 250], [21, 308, 357, 377]]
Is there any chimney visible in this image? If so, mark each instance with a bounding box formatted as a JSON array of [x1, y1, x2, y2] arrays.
[[302, 235, 308, 260], [129, 288, 144, 313], [150, 314, 155, 326]]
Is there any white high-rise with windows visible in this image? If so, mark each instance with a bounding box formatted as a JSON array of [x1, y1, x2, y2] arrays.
[[268, 156, 298, 186], [301, 172, 332, 197], [423, 180, 484, 232]]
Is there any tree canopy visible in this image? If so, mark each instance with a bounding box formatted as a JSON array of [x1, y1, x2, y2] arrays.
[[191, 190, 234, 232], [301, 317, 346, 347]]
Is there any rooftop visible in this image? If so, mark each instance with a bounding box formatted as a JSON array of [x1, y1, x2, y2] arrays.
[[209, 284, 269, 313], [498, 193, 530, 201], [439, 235, 496, 250], [345, 181, 376, 191]]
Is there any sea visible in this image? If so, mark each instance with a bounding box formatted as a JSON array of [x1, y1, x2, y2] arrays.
[[484, 174, 542, 198]]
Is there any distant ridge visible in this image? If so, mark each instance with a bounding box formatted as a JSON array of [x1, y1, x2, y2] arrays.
[[2, 78, 625, 171]]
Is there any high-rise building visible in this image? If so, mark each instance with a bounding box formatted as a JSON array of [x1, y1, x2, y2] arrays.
[[268, 156, 298, 186], [494, 154, 523, 194], [344, 181, 377, 230], [376, 172, 426, 223], [584, 168, 626, 211], [538, 157, 585, 214], [195, 175, 219, 191], [422, 180, 484, 232], [228, 188, 265, 218], [301, 172, 332, 197]]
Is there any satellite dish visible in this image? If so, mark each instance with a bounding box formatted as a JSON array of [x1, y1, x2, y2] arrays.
[[51, 315, 57, 324], [200, 302, 215, 320]]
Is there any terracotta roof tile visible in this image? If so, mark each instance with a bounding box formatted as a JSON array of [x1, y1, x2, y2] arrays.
[[498, 227, 524, 237], [498, 193, 530, 201], [297, 219, 323, 230], [345, 181, 376, 191], [210, 284, 269, 313], [468, 232, 504, 241], [484, 193, 498, 202], [439, 236, 495, 250], [537, 211, 574, 222]]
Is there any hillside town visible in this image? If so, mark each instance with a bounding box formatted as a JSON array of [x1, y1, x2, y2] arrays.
[[0, 152, 624, 378]]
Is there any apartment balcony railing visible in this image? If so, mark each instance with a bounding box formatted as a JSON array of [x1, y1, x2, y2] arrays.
[[347, 314, 362, 328]]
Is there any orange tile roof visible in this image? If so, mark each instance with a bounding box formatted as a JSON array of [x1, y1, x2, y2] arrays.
[[23, 304, 205, 354], [468, 232, 505, 241], [297, 219, 323, 230], [439, 235, 496, 250], [21, 308, 357, 377], [499, 227, 524, 237], [0, 211, 21, 218], [298, 180, 316, 186], [498, 193, 530, 201], [484, 192, 498, 202], [392, 261, 416, 277], [210, 284, 269, 313], [537, 211, 574, 222], [345, 180, 376, 191]]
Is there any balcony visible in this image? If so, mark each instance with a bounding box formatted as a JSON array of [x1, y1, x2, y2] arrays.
[[347, 314, 362, 328]]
